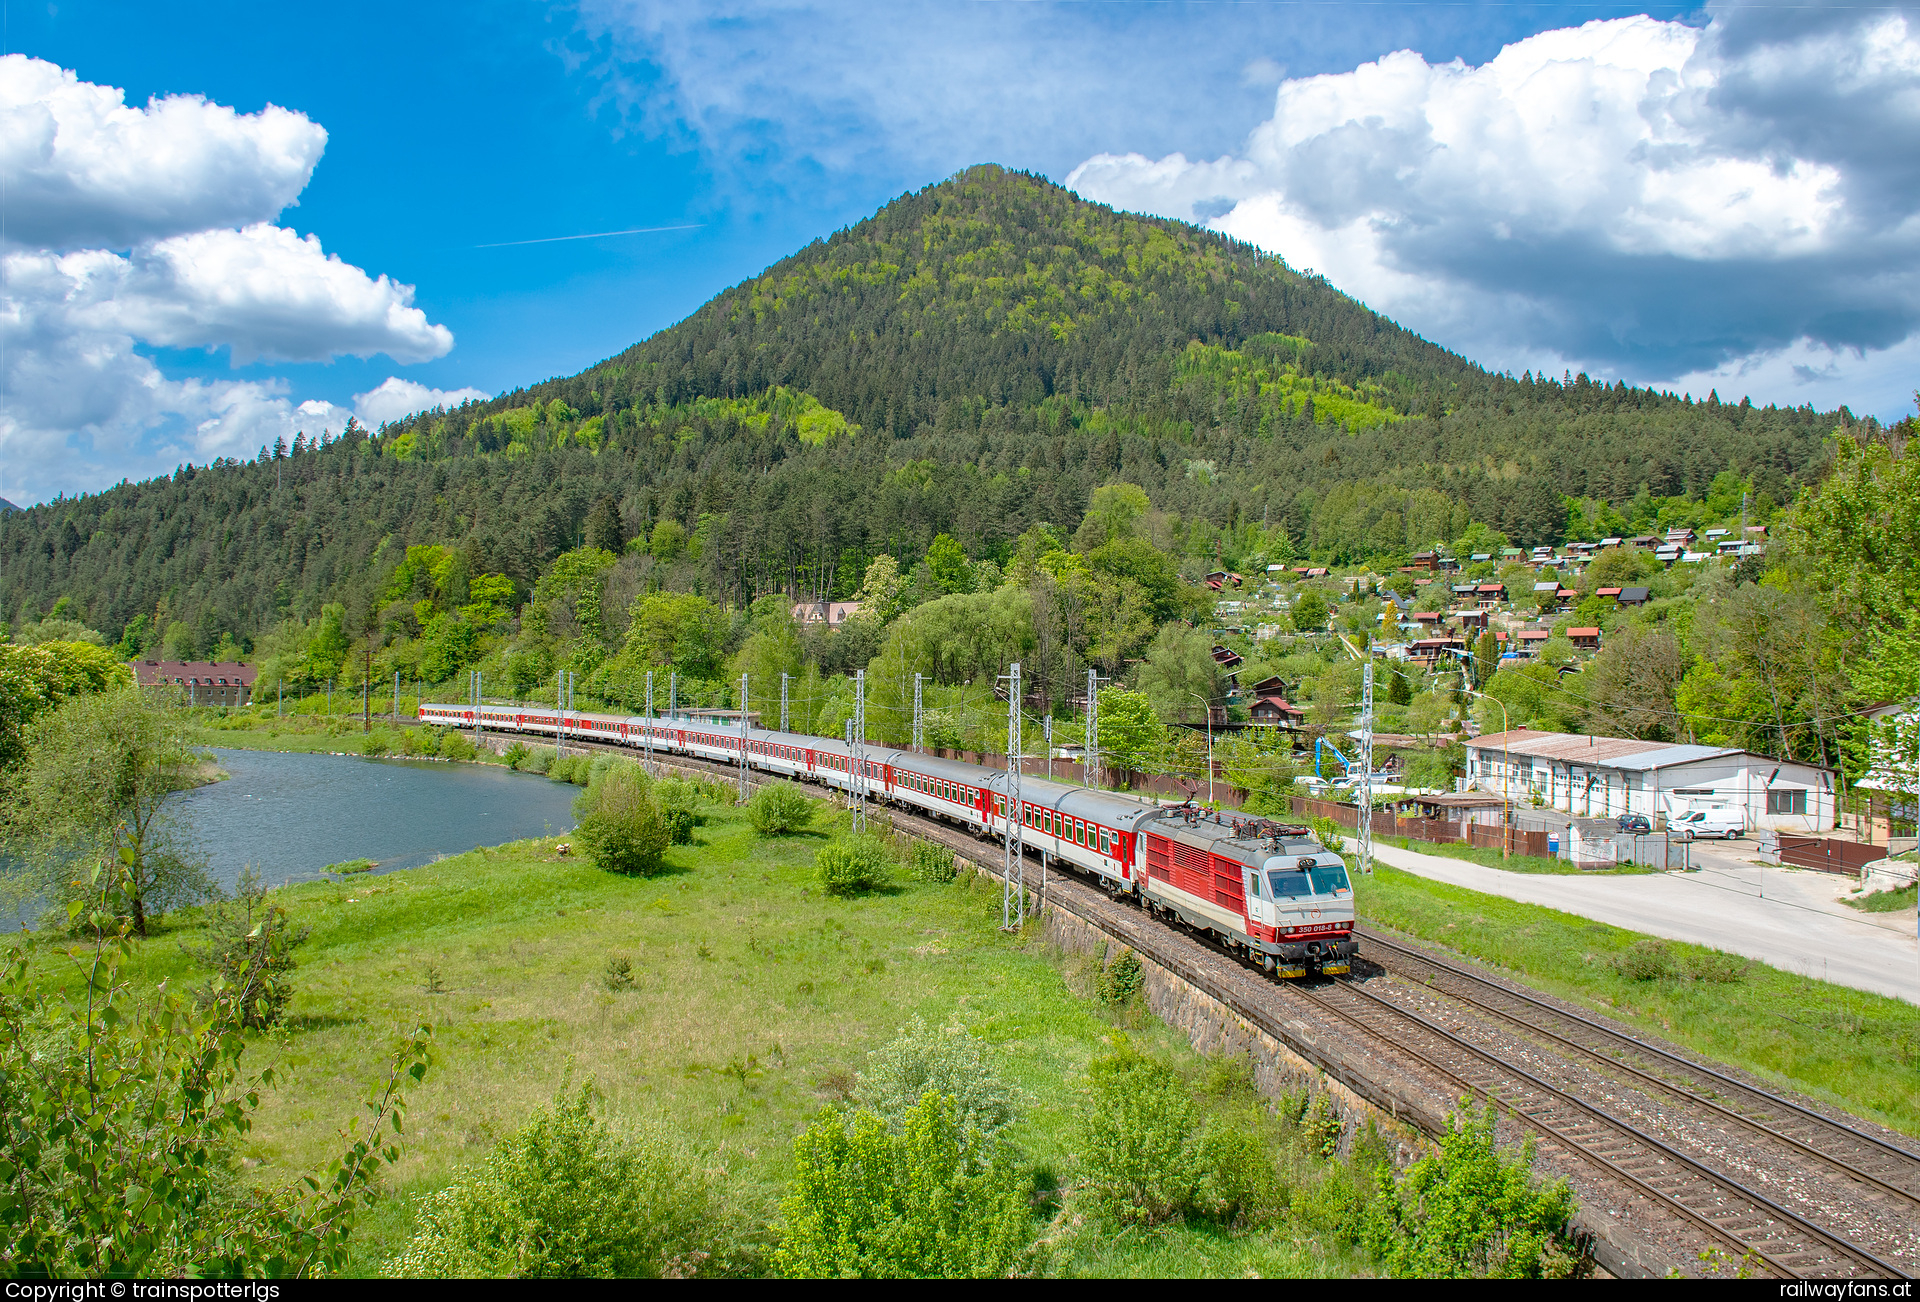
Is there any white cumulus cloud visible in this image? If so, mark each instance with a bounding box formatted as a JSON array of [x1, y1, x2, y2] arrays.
[[352, 377, 492, 428], [1067, 4, 1920, 415], [0, 58, 459, 505], [0, 53, 325, 251]]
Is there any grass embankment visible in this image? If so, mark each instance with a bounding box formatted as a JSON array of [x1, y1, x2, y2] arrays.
[[1385, 836, 1655, 877], [188, 711, 506, 762], [1356, 867, 1920, 1137], [66, 800, 1377, 1278], [1845, 882, 1918, 913]]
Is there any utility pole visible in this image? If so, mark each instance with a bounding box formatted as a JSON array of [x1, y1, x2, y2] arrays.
[[781, 671, 790, 734], [361, 657, 370, 732], [912, 672, 924, 753], [1084, 668, 1109, 789], [393, 670, 400, 724], [645, 671, 656, 774], [669, 672, 677, 720], [738, 672, 750, 801], [472, 670, 484, 745], [277, 682, 283, 717], [1001, 662, 1024, 929], [1044, 715, 1053, 781], [1358, 661, 1374, 876]]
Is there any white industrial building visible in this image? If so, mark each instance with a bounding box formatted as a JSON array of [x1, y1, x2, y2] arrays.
[[1462, 729, 1836, 831]]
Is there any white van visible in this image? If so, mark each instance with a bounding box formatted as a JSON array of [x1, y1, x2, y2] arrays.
[[1672, 808, 1746, 840]]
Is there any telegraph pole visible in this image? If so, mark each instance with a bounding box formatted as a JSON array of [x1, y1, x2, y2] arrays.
[[912, 672, 924, 753], [738, 673, 750, 801], [1001, 662, 1025, 929], [780, 672, 790, 734], [1358, 661, 1374, 876]]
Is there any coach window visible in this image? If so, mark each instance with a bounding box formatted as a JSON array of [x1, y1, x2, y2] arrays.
[[1100, 828, 1112, 855]]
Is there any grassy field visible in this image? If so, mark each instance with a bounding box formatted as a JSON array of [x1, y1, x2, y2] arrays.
[[1386, 836, 1656, 877], [34, 793, 1379, 1278], [1355, 867, 1920, 1137], [1845, 881, 1918, 913]]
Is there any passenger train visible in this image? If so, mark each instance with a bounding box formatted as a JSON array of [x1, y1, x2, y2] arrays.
[[419, 702, 1357, 978]]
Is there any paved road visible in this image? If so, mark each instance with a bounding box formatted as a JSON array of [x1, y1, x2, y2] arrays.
[[1368, 840, 1920, 1005]]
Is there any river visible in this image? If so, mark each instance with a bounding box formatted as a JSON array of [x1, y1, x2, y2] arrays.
[[179, 748, 582, 892]]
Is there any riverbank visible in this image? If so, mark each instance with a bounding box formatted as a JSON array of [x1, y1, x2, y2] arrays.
[[60, 796, 1382, 1278]]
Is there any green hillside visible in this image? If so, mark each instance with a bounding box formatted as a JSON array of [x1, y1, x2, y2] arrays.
[[0, 165, 1845, 653]]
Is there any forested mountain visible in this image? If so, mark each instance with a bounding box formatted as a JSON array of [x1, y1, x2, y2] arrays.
[[0, 165, 1851, 655]]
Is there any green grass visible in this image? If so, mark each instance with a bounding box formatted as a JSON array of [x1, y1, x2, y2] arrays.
[[1355, 866, 1920, 1137], [33, 799, 1377, 1278], [1387, 836, 1655, 877], [1845, 882, 1918, 913]]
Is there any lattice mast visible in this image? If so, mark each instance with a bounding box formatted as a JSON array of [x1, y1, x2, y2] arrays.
[[1358, 661, 1374, 876], [912, 672, 924, 753], [780, 672, 790, 733], [738, 673, 750, 800], [644, 671, 656, 775], [852, 669, 867, 832], [1002, 661, 1024, 929], [1084, 667, 1098, 788]]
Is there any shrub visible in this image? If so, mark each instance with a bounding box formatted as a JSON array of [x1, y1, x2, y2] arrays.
[[440, 731, 477, 763], [1310, 816, 1348, 855], [361, 732, 391, 757], [815, 834, 894, 896], [904, 840, 956, 883], [401, 727, 440, 757], [188, 866, 310, 1030], [501, 741, 530, 769], [655, 778, 707, 845], [1683, 951, 1749, 983], [1193, 1124, 1281, 1224], [573, 765, 671, 876], [1074, 1047, 1200, 1224], [746, 781, 815, 835], [773, 1093, 1032, 1278], [1096, 948, 1144, 1005], [549, 754, 587, 784], [388, 1085, 720, 1278], [1612, 939, 1674, 981], [521, 745, 555, 775], [1359, 1104, 1582, 1278], [855, 1018, 1021, 1139], [603, 955, 636, 992]]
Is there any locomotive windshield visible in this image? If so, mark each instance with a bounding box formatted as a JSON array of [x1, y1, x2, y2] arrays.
[[1266, 870, 1313, 899], [1309, 863, 1353, 897], [1264, 856, 1353, 899]]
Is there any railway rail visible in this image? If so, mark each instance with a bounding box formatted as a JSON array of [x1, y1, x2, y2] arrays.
[[495, 733, 1916, 1278]]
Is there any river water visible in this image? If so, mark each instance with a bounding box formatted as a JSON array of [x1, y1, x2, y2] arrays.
[[179, 748, 582, 892]]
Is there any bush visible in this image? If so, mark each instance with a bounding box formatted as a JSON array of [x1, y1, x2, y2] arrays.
[[501, 741, 530, 769], [815, 834, 894, 896], [1359, 1104, 1582, 1278], [361, 732, 391, 757], [549, 754, 588, 785], [603, 955, 636, 992], [1683, 951, 1749, 983], [188, 866, 310, 1029], [855, 1018, 1021, 1139], [401, 727, 440, 757], [746, 781, 816, 835], [655, 778, 707, 845], [904, 840, 956, 883], [1310, 816, 1347, 855], [1096, 948, 1144, 1005], [1074, 1047, 1200, 1224], [773, 1093, 1032, 1278], [440, 731, 477, 763], [1612, 939, 1674, 981], [520, 745, 555, 774], [388, 1085, 720, 1278], [573, 765, 671, 876]]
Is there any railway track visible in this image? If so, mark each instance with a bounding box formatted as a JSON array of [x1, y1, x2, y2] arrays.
[[511, 736, 1916, 1278]]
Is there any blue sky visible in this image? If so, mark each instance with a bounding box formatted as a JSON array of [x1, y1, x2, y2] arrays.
[[4, 1, 1918, 503]]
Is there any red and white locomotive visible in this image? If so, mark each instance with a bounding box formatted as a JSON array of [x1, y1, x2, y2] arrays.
[[419, 701, 1357, 977]]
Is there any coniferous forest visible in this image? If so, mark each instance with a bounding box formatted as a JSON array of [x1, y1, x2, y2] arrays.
[[0, 166, 1846, 657]]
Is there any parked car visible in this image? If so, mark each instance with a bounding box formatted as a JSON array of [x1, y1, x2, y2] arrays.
[[1616, 814, 1652, 834], [1672, 809, 1746, 840]]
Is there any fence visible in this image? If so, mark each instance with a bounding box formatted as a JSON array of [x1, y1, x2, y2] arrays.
[[1777, 836, 1886, 875], [1290, 795, 1552, 858]]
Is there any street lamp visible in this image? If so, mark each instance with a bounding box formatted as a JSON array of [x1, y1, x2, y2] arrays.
[[1462, 686, 1512, 860], [1187, 691, 1215, 805]]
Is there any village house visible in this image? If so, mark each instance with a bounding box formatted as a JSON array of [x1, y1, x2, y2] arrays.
[[791, 600, 862, 627]]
